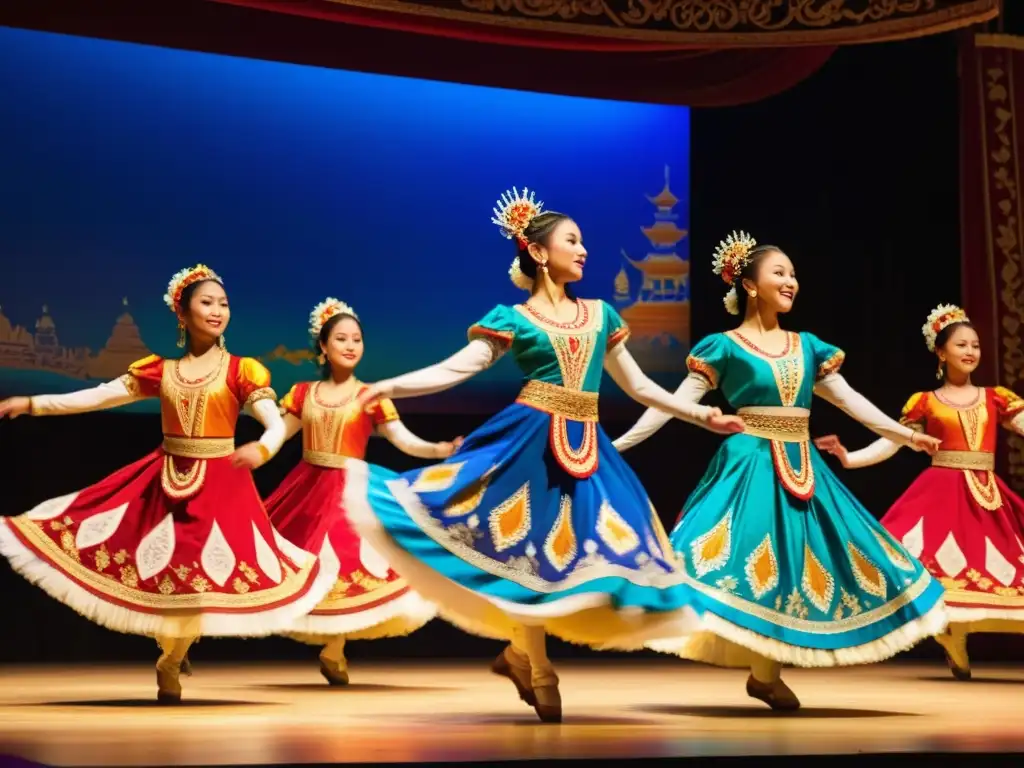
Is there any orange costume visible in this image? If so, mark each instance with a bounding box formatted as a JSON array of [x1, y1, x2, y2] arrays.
[[0, 264, 334, 701], [0, 352, 332, 642], [847, 386, 1024, 624]]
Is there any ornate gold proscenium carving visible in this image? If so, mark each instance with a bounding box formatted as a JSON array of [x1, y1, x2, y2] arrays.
[[325, 0, 999, 45]]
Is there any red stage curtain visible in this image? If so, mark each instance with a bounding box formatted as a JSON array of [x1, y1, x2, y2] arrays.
[[960, 31, 1024, 493]]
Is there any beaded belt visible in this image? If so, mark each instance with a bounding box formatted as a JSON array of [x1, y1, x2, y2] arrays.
[[162, 436, 235, 459], [303, 450, 349, 469], [516, 379, 598, 422], [932, 450, 995, 471], [738, 406, 810, 443]]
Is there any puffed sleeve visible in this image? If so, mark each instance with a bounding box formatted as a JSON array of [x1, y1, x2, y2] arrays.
[[233, 357, 277, 408], [278, 382, 308, 418], [364, 385, 400, 425], [467, 304, 516, 354], [603, 301, 631, 352], [899, 391, 928, 432], [120, 354, 165, 398], [804, 332, 846, 381], [993, 386, 1024, 432], [685, 333, 730, 390]]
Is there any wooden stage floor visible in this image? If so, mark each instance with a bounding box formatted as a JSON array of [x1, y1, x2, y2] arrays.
[[0, 660, 1021, 766]]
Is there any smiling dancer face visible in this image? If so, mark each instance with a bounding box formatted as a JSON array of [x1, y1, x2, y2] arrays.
[[319, 314, 364, 378], [177, 278, 230, 349], [935, 321, 980, 382]]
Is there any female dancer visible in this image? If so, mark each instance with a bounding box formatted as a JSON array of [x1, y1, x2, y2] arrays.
[[346, 187, 743, 723], [815, 304, 1024, 680], [613, 232, 947, 710], [0, 265, 333, 702], [267, 298, 455, 685]]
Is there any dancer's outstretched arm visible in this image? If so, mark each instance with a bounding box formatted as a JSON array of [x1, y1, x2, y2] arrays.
[[363, 339, 503, 403], [1, 378, 146, 418], [605, 344, 743, 444], [611, 373, 715, 453], [813, 374, 939, 454], [380, 420, 461, 459]]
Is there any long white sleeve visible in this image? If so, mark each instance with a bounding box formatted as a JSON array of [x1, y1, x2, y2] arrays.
[[1005, 411, 1024, 436], [280, 413, 304, 443], [252, 398, 287, 459], [377, 340, 503, 400], [380, 420, 449, 459], [843, 437, 903, 469], [29, 378, 143, 416], [612, 374, 711, 453], [605, 345, 713, 439], [814, 374, 917, 446]]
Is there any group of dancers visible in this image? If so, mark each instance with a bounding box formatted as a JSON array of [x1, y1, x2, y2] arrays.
[[0, 187, 1022, 723]]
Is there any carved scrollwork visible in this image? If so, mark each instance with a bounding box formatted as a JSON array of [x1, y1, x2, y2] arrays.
[[332, 0, 997, 43]]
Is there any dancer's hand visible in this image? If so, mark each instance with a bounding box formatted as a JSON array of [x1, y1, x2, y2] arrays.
[[230, 441, 268, 470], [908, 432, 941, 456], [706, 410, 745, 434], [356, 383, 384, 411], [0, 397, 31, 420], [436, 435, 464, 458], [814, 434, 849, 467]]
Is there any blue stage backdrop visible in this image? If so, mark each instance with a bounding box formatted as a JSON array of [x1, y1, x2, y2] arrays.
[[0, 26, 690, 415]]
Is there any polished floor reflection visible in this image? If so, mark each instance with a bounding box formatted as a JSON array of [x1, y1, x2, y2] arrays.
[[0, 660, 1021, 766]]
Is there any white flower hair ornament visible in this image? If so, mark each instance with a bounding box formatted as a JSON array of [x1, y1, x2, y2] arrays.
[[922, 304, 969, 352], [492, 186, 544, 291], [164, 264, 223, 314], [712, 231, 757, 316], [310, 297, 358, 338]]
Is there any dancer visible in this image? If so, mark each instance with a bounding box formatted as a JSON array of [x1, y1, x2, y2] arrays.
[[612, 232, 947, 710], [345, 187, 742, 723], [815, 304, 1024, 680], [0, 265, 333, 703], [266, 298, 453, 685]]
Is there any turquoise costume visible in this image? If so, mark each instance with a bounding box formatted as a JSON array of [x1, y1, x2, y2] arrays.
[[345, 299, 708, 649], [646, 330, 947, 666]]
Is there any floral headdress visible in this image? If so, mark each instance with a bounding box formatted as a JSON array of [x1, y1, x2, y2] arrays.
[[712, 230, 757, 315], [164, 264, 222, 314], [309, 297, 358, 338], [922, 303, 969, 352], [491, 186, 543, 291]]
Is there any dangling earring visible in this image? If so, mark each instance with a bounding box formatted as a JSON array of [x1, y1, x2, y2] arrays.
[[541, 261, 549, 274], [176, 322, 186, 349], [317, 353, 326, 365], [217, 335, 226, 350], [936, 359, 945, 380]]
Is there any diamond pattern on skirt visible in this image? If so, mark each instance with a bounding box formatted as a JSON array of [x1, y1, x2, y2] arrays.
[[76, 503, 129, 550], [135, 513, 175, 581], [935, 532, 968, 578]]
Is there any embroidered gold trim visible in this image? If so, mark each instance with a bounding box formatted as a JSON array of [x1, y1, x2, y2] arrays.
[[816, 350, 846, 380], [160, 456, 207, 500], [8, 516, 321, 609], [516, 380, 598, 422], [162, 436, 235, 459], [312, 577, 409, 612], [607, 327, 630, 350], [550, 416, 599, 478], [932, 450, 996, 471], [682, 568, 935, 633], [941, 586, 1024, 607], [965, 469, 1002, 511], [245, 387, 278, 408], [738, 407, 810, 442], [686, 356, 719, 389], [771, 440, 815, 500], [389, 479, 687, 592], [304, 450, 348, 469]]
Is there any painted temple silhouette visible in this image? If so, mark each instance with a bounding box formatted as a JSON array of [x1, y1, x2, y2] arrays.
[[615, 165, 690, 371], [0, 298, 153, 381]]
